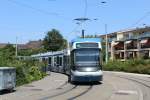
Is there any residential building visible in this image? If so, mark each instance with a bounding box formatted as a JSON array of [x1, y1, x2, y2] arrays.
[[102, 26, 150, 60]]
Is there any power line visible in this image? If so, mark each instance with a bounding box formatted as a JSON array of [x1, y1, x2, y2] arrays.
[[7, 0, 58, 15], [7, 0, 71, 20], [118, 11, 150, 32], [68, 24, 81, 36], [129, 11, 150, 28], [122, 11, 150, 31], [64, 23, 81, 40]]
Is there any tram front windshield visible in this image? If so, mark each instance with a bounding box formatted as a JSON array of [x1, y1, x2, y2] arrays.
[[74, 49, 100, 67]]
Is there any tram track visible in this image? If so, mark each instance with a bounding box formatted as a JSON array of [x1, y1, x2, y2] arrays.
[[8, 75, 79, 100], [106, 72, 150, 88], [55, 81, 68, 90], [67, 85, 93, 100], [31, 73, 94, 100], [4, 72, 150, 100], [42, 82, 95, 100], [43, 84, 94, 100], [114, 75, 150, 100], [126, 76, 150, 83], [116, 75, 150, 88], [39, 84, 78, 100]]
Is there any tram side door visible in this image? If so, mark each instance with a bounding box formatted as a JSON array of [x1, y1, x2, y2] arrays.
[[58, 56, 63, 73], [54, 56, 58, 72], [48, 57, 52, 71], [41, 57, 48, 72], [63, 55, 70, 74]]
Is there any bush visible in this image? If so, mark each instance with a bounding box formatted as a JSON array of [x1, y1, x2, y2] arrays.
[[0, 45, 47, 86], [0, 59, 47, 86], [103, 59, 150, 74], [14, 60, 46, 86]]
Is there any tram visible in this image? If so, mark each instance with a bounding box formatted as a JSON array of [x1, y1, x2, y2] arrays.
[[31, 38, 103, 82], [69, 38, 103, 82]]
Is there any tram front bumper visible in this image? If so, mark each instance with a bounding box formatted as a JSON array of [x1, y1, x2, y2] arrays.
[[71, 70, 103, 82]]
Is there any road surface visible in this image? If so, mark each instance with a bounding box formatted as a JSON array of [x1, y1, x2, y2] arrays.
[[1, 71, 150, 100]]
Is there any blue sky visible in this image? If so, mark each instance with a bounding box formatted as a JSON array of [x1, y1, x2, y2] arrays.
[[0, 0, 150, 44]]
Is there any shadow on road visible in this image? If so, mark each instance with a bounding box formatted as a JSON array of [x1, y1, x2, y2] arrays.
[[71, 81, 102, 86], [0, 89, 16, 95]]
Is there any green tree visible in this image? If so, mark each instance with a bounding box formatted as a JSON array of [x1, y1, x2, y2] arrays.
[[0, 44, 15, 66], [43, 29, 67, 51], [1, 44, 15, 59]]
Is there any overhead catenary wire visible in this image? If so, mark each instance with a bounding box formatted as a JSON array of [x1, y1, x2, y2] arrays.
[[129, 11, 150, 28], [64, 24, 81, 49], [65, 24, 81, 39], [7, 0, 71, 20], [116, 12, 150, 33], [120, 11, 150, 32]]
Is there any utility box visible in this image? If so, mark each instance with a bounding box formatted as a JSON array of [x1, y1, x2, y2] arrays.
[[0, 67, 16, 91]]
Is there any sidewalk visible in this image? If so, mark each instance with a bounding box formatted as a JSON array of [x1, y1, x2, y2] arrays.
[[0, 72, 68, 100]]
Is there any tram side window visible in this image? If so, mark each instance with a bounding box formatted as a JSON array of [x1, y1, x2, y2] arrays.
[[48, 57, 51, 65], [59, 57, 62, 66], [57, 56, 59, 66], [63, 56, 67, 66], [42, 58, 46, 62], [42, 58, 48, 64], [71, 52, 74, 67]]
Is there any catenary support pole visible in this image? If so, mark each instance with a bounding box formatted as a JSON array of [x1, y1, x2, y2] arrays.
[[105, 24, 108, 63], [15, 37, 18, 57]]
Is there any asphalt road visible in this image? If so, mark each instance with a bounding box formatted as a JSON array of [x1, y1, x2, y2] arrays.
[[1, 71, 150, 100]]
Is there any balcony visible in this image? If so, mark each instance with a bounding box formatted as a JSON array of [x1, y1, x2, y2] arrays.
[[141, 43, 150, 49], [126, 45, 137, 49], [114, 42, 124, 50], [126, 36, 139, 40], [125, 40, 138, 49], [139, 32, 150, 39], [108, 38, 117, 42], [101, 37, 117, 43], [140, 38, 150, 49], [117, 37, 126, 41]]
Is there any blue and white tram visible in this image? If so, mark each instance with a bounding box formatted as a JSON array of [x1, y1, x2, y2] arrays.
[[31, 38, 103, 83], [69, 38, 103, 82], [31, 50, 70, 74]]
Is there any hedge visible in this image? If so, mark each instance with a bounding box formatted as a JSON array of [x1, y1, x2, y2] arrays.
[[103, 59, 150, 74]]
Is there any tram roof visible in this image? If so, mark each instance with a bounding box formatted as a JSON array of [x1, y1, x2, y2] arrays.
[[31, 49, 69, 57], [71, 38, 101, 43]]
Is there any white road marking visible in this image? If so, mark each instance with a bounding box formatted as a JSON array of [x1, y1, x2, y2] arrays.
[[115, 90, 138, 95], [54, 80, 65, 82], [137, 86, 144, 100]]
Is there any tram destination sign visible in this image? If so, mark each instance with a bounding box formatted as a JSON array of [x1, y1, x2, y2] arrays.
[[76, 43, 98, 48]]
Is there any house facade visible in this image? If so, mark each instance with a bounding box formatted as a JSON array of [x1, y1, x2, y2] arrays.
[[102, 26, 150, 60]]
